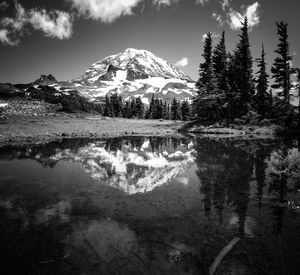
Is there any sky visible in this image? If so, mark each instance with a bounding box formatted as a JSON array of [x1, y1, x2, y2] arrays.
[[0, 0, 299, 83]]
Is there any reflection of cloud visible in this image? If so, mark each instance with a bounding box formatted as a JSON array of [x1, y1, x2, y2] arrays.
[[35, 201, 71, 224], [229, 213, 255, 237], [50, 140, 195, 194], [0, 198, 71, 227]]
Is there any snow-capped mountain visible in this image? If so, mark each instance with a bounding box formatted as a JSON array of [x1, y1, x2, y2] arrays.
[[70, 48, 197, 104], [75, 48, 192, 83]]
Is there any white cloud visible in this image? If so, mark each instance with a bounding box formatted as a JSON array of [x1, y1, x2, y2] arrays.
[[0, 1, 73, 45], [1, 2, 27, 31], [202, 32, 220, 41], [196, 0, 209, 5], [221, 0, 231, 11], [29, 10, 73, 39], [228, 2, 260, 30], [68, 0, 142, 23], [68, 0, 209, 22], [212, 12, 224, 26], [0, 29, 17, 46], [175, 57, 189, 67]]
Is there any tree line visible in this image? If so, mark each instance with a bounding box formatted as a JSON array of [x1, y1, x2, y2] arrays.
[[193, 17, 299, 127], [103, 93, 191, 121]]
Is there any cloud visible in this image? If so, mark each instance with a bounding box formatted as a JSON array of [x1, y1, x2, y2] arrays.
[[202, 32, 220, 41], [68, 0, 210, 22], [1, 2, 27, 31], [221, 0, 231, 11], [0, 29, 17, 46], [0, 1, 9, 10], [196, 0, 209, 5], [68, 0, 142, 23], [0, 1, 73, 45], [175, 57, 189, 67], [28, 10, 73, 39], [212, 12, 224, 26], [228, 2, 260, 30]]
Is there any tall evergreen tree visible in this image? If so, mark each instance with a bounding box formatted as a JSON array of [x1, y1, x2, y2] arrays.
[[212, 31, 228, 92], [255, 45, 269, 117], [195, 32, 215, 93], [193, 32, 217, 119], [232, 17, 255, 116], [271, 21, 293, 111], [194, 32, 224, 122]]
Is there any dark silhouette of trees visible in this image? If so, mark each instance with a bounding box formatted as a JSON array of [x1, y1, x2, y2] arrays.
[[212, 31, 228, 93], [255, 45, 269, 117], [181, 100, 190, 121], [231, 17, 255, 116], [171, 98, 181, 120], [271, 22, 293, 111], [193, 32, 226, 122]]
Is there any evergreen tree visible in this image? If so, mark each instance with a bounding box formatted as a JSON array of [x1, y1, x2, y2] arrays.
[[135, 97, 144, 119], [130, 97, 137, 117], [232, 17, 255, 116], [149, 94, 155, 119], [181, 100, 190, 121], [154, 98, 162, 119], [255, 45, 269, 117], [193, 32, 223, 122], [271, 21, 293, 111], [104, 94, 112, 117], [110, 93, 122, 117], [296, 68, 300, 128], [196, 32, 215, 91], [162, 101, 167, 119], [171, 98, 179, 120], [212, 31, 228, 92]]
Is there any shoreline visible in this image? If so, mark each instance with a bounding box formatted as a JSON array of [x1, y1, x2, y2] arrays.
[[0, 115, 185, 147], [0, 115, 287, 147]]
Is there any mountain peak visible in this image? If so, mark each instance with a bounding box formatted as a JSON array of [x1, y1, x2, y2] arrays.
[[74, 48, 192, 84], [34, 74, 57, 85]]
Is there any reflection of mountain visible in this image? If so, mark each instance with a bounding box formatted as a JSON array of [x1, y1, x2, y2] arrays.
[[51, 139, 195, 194], [0, 137, 195, 194]]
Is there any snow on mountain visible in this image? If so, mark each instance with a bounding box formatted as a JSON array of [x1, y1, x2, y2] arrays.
[[71, 48, 197, 104]]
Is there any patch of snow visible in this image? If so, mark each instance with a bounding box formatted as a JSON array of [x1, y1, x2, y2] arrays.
[[141, 97, 149, 105], [0, 103, 8, 108], [113, 70, 127, 82]]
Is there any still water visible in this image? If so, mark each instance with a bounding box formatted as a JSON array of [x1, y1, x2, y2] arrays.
[[0, 136, 300, 274]]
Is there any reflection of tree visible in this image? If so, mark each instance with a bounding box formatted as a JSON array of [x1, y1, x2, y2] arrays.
[[0, 138, 93, 167], [269, 146, 289, 235], [195, 138, 253, 236], [255, 147, 268, 209]]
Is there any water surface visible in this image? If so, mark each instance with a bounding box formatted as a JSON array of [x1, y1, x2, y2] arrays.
[[0, 136, 300, 274]]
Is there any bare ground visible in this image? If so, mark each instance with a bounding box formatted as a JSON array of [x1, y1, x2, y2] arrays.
[[0, 115, 184, 146]]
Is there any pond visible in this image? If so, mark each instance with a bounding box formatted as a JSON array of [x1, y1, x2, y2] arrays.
[[0, 136, 300, 274]]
